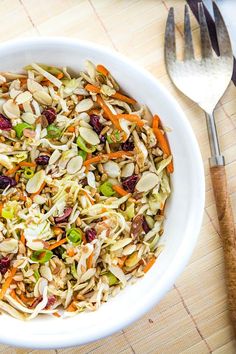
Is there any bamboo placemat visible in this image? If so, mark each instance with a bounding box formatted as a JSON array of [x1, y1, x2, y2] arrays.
[[0, 0, 236, 353]]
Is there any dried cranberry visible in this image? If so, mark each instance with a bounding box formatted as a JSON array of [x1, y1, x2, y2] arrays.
[[0, 257, 10, 275], [142, 217, 150, 233], [131, 215, 144, 238], [122, 175, 139, 193], [0, 176, 16, 189], [99, 135, 106, 144], [90, 115, 103, 134], [80, 177, 87, 187], [46, 295, 56, 309], [0, 113, 12, 130], [42, 107, 56, 124], [35, 155, 50, 165], [85, 228, 97, 242], [54, 207, 73, 223], [121, 140, 134, 151]]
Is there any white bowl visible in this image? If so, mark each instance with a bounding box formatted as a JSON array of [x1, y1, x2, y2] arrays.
[[0, 37, 205, 349]]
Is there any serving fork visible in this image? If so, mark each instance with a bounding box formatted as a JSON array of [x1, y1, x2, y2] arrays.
[[165, 2, 236, 334]]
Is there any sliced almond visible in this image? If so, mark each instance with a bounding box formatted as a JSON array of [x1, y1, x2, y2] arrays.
[[123, 244, 136, 256], [79, 127, 99, 145], [121, 163, 134, 178], [33, 91, 52, 105], [10, 88, 22, 99], [100, 84, 116, 96], [27, 79, 44, 94], [66, 155, 83, 174], [87, 171, 96, 188], [103, 161, 120, 178], [75, 98, 94, 113], [3, 99, 20, 119], [0, 154, 13, 169], [135, 172, 159, 192], [26, 240, 44, 251], [40, 265, 53, 281], [80, 268, 96, 283], [32, 195, 47, 204], [49, 149, 61, 165], [0, 75, 6, 85], [15, 91, 32, 105], [22, 112, 37, 125], [23, 101, 33, 113], [125, 251, 140, 267], [26, 170, 45, 194], [110, 238, 132, 251], [0, 239, 18, 253]]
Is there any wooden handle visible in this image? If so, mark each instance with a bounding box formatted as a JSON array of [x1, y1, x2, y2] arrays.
[[210, 165, 236, 335]]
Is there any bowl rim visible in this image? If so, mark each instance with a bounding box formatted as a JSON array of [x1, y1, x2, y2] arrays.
[[0, 36, 205, 349]]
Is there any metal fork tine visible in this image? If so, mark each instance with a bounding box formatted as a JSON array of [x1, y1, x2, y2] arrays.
[[213, 1, 232, 56], [198, 2, 213, 58], [184, 5, 194, 60], [164, 7, 176, 64]]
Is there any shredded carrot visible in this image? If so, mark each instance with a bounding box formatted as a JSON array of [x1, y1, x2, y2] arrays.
[[66, 302, 77, 312], [48, 238, 67, 251], [19, 293, 33, 304], [96, 96, 121, 130], [116, 114, 144, 127], [15, 173, 20, 183], [10, 290, 22, 303], [85, 153, 92, 173], [19, 161, 36, 168], [97, 64, 109, 76], [87, 252, 93, 269], [66, 126, 76, 133], [85, 84, 100, 94], [152, 115, 160, 130], [88, 108, 101, 115], [112, 184, 129, 196], [111, 92, 136, 105], [153, 127, 174, 173], [67, 248, 75, 257], [143, 257, 156, 273], [84, 150, 133, 167], [53, 312, 61, 318], [20, 232, 25, 245], [57, 72, 64, 79], [30, 181, 46, 199], [19, 194, 26, 202], [101, 207, 107, 213], [0, 267, 17, 300], [5, 165, 20, 176], [82, 232, 87, 244], [0, 203, 3, 216], [118, 256, 127, 268]]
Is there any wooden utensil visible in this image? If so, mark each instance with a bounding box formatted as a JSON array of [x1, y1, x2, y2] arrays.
[[164, 2, 236, 334]]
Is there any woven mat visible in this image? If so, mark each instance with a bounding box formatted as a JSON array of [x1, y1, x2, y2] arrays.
[[0, 0, 236, 353]]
